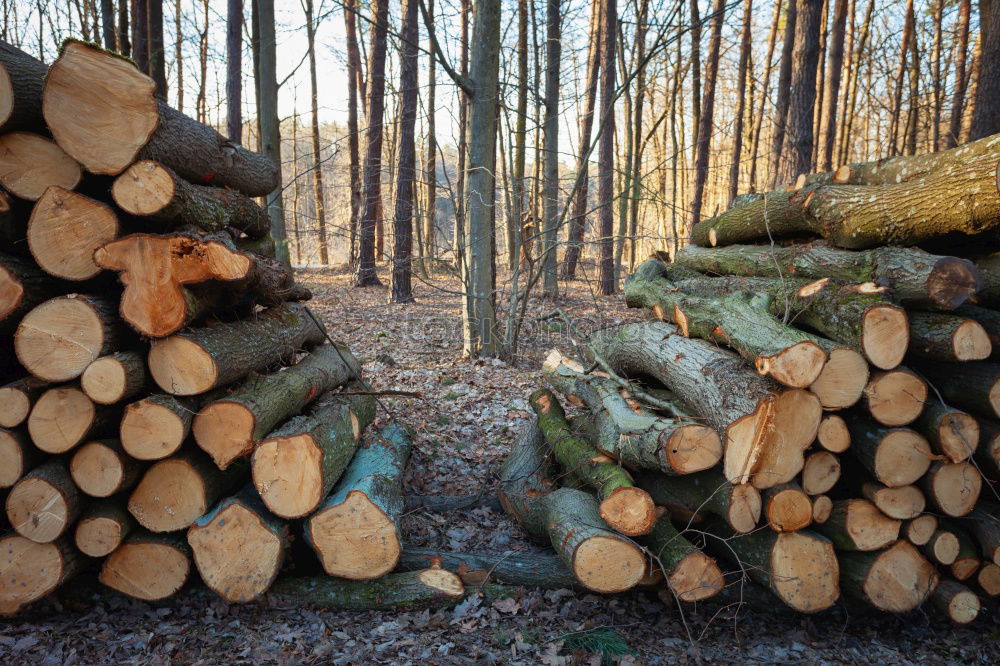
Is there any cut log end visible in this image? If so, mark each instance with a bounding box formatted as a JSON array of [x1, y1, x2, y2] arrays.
[[875, 429, 933, 487], [0, 387, 31, 429], [756, 341, 826, 389], [194, 401, 256, 470], [27, 387, 95, 453], [952, 320, 992, 361], [727, 483, 763, 534], [751, 389, 822, 490], [111, 160, 177, 215], [844, 499, 902, 550], [99, 539, 190, 601], [766, 486, 813, 532], [252, 434, 326, 518], [416, 567, 465, 598], [70, 441, 127, 498], [862, 483, 925, 520], [188, 501, 285, 603], [667, 551, 725, 602], [128, 459, 208, 532], [307, 490, 401, 580], [75, 515, 126, 557], [808, 348, 868, 410], [0, 132, 82, 200], [859, 541, 938, 613], [925, 530, 960, 565], [0, 536, 73, 617], [80, 356, 132, 404], [571, 535, 647, 594], [933, 582, 980, 625], [977, 562, 1000, 597], [770, 531, 840, 613], [0, 260, 22, 322], [6, 476, 72, 543], [927, 462, 982, 517], [801, 451, 841, 496], [865, 370, 928, 427], [120, 397, 189, 460], [812, 495, 833, 523], [27, 187, 118, 281], [816, 414, 850, 453], [903, 515, 939, 546], [861, 305, 909, 370], [15, 295, 113, 382], [599, 486, 657, 537], [663, 424, 722, 474], [0, 430, 28, 487], [148, 337, 217, 396], [927, 257, 981, 310], [936, 412, 979, 463]]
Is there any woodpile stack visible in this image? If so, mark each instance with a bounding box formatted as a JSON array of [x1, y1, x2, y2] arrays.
[[500, 140, 1000, 623], [0, 40, 464, 616]]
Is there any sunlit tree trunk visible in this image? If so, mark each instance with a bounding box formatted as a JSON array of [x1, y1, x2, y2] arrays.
[[147, 0, 166, 96], [769, 0, 797, 187], [780, 0, 822, 182], [540, 0, 561, 298], [971, 0, 1000, 138], [728, 0, 753, 205], [390, 0, 418, 303], [345, 0, 362, 266], [820, 0, 847, 170], [748, 0, 782, 192], [689, 0, 725, 227]]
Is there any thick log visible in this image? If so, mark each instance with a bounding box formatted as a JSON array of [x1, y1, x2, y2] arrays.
[[252, 388, 376, 516], [922, 529, 960, 565], [0, 132, 81, 200], [81, 351, 148, 405], [973, 253, 1000, 307], [812, 495, 833, 523], [498, 423, 647, 593], [838, 540, 938, 613], [99, 531, 191, 601], [843, 414, 932, 487], [27, 187, 118, 281], [127, 449, 242, 532], [814, 498, 900, 551], [267, 568, 465, 610], [195, 343, 360, 469], [961, 504, 999, 566], [0, 427, 41, 488], [974, 419, 1000, 481], [902, 514, 939, 546], [588, 322, 821, 488], [859, 482, 926, 520], [911, 359, 1000, 420], [148, 302, 327, 395], [27, 386, 115, 454], [0, 374, 47, 427], [15, 294, 128, 382], [0, 41, 47, 133], [5, 459, 81, 542], [396, 547, 578, 588], [635, 469, 761, 534], [0, 252, 68, 334], [930, 580, 980, 625], [762, 482, 813, 532], [70, 439, 144, 497], [816, 413, 850, 452], [530, 388, 656, 536], [638, 514, 724, 602], [95, 232, 309, 338], [120, 393, 199, 460], [862, 368, 928, 427], [692, 134, 1000, 250], [977, 562, 1000, 597], [188, 486, 289, 603], [542, 350, 721, 475], [74, 500, 136, 557], [43, 41, 279, 195], [305, 424, 411, 579], [923, 461, 982, 517], [800, 451, 840, 495], [704, 522, 840, 613], [914, 398, 979, 463], [675, 243, 980, 310], [908, 311, 991, 362], [0, 535, 81, 617]]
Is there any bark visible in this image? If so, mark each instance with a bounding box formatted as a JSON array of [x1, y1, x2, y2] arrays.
[[306, 424, 411, 579], [0, 535, 81, 617], [194, 343, 360, 469], [838, 541, 937, 613], [635, 469, 761, 535], [946, 0, 972, 148], [99, 530, 191, 600], [727, 0, 753, 205], [539, 0, 560, 297], [80, 350, 148, 405], [397, 547, 577, 588], [147, 302, 326, 395], [911, 358, 1000, 419], [970, 0, 1000, 139], [344, 0, 362, 265], [389, 0, 418, 303], [117, 0, 130, 56], [769, 0, 797, 188], [5, 459, 81, 542], [821, 0, 848, 171], [302, 0, 329, 265], [421, 0, 436, 265], [225, 0, 242, 142], [907, 311, 991, 362], [961, 504, 1000, 566], [639, 514, 724, 602], [977, 419, 1000, 481], [596, 0, 615, 295], [971, 252, 1000, 307], [0, 40, 47, 133], [267, 568, 464, 610], [690, 0, 725, 227]]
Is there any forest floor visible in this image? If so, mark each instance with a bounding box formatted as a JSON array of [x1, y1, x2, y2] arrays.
[[2, 263, 998, 665]]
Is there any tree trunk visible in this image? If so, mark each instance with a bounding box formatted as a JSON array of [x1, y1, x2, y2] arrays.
[[727, 0, 753, 205], [422, 0, 437, 265], [306, 424, 411, 579], [397, 547, 578, 589], [117, 0, 131, 56], [146, 0, 166, 96], [961, 505, 1000, 566], [193, 343, 360, 469], [769, 0, 797, 188], [970, 0, 1000, 139], [131, 0, 149, 72], [99, 0, 116, 50], [99, 530, 191, 600], [596, 0, 616, 295], [780, 0, 823, 182], [303, 0, 329, 266], [390, 0, 418, 303], [690, 0, 725, 227], [343, 0, 362, 265], [888, 0, 915, 155], [27, 186, 119, 282], [267, 568, 464, 610], [911, 358, 1000, 419], [635, 469, 761, 534], [947, 0, 972, 148], [225, 0, 243, 142], [838, 540, 937, 612], [539, 0, 560, 298], [5, 459, 81, 542], [930, 580, 980, 625], [821, 0, 847, 171], [0, 535, 80, 617]]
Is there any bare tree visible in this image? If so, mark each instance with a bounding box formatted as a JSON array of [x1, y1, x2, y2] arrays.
[[303, 0, 329, 266], [728, 0, 754, 205], [769, 0, 796, 187], [390, 0, 419, 303], [689, 0, 725, 227], [147, 0, 166, 96], [226, 0, 243, 142], [780, 0, 822, 182], [422, 0, 437, 263], [345, 0, 363, 266], [99, 0, 115, 49], [597, 0, 616, 295], [946, 0, 972, 148], [117, 0, 130, 55], [971, 0, 1000, 138], [540, 0, 561, 298], [820, 0, 847, 170]]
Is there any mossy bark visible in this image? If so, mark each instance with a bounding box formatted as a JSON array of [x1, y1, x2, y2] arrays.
[[635, 469, 759, 534], [396, 546, 578, 588], [267, 569, 465, 610], [910, 358, 1000, 419]]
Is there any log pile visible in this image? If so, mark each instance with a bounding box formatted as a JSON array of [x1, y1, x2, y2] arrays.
[[0, 40, 465, 616], [497, 142, 1000, 621]]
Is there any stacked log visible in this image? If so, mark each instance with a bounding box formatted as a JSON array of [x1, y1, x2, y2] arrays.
[[0, 39, 464, 616]]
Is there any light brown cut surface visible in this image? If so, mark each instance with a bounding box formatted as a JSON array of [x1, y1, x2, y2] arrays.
[[861, 541, 938, 613], [808, 348, 868, 410], [27, 186, 118, 280], [943, 588, 980, 625], [599, 487, 657, 537], [252, 434, 324, 519], [873, 429, 932, 487], [904, 514, 938, 546], [0, 430, 26, 487], [843, 499, 901, 551], [111, 160, 176, 214], [80, 357, 129, 404], [147, 337, 217, 396], [766, 487, 813, 532], [43, 41, 159, 174], [193, 402, 256, 470], [816, 413, 850, 452], [128, 459, 208, 532], [0, 536, 66, 616], [5, 476, 71, 542], [812, 495, 833, 523], [120, 399, 186, 460], [727, 483, 762, 534], [928, 462, 982, 517], [952, 320, 992, 360], [15, 295, 109, 381], [861, 305, 909, 370], [0, 63, 12, 126], [27, 386, 94, 453], [0, 257, 24, 321], [99, 541, 189, 601], [70, 441, 124, 497], [664, 424, 722, 474], [861, 483, 925, 520], [75, 516, 124, 557], [722, 399, 774, 485], [572, 535, 647, 594], [935, 411, 978, 463], [0, 386, 31, 429], [770, 531, 840, 613], [926, 530, 960, 565], [188, 502, 284, 602], [417, 568, 465, 597], [307, 491, 401, 580], [757, 341, 826, 388], [750, 389, 821, 489], [666, 551, 724, 602], [801, 451, 840, 495], [977, 562, 1000, 597], [951, 556, 980, 581], [865, 370, 928, 427], [0, 132, 81, 200]]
